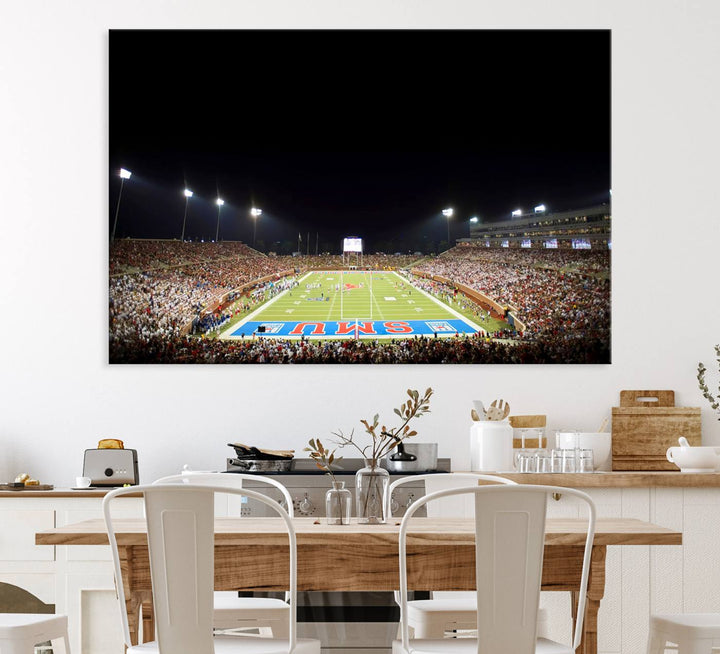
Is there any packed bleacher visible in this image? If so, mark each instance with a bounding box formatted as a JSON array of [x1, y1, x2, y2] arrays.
[[109, 239, 610, 364], [414, 244, 610, 350]]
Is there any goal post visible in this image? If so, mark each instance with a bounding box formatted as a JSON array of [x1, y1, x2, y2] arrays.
[[342, 236, 363, 268]]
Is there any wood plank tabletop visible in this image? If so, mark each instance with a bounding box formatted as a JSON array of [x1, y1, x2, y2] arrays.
[[36, 516, 682, 547]]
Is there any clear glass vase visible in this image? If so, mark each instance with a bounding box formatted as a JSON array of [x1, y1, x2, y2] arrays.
[[355, 464, 389, 524], [325, 480, 352, 525]]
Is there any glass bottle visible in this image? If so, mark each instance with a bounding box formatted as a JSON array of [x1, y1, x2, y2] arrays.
[[325, 480, 352, 525], [355, 464, 390, 524]]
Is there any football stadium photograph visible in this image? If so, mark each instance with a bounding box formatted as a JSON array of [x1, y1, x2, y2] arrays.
[[109, 29, 610, 364]]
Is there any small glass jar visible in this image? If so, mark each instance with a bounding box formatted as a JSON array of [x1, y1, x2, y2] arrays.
[[325, 480, 352, 525]]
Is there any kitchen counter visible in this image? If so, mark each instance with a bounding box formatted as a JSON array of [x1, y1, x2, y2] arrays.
[[456, 471, 720, 487], [4, 471, 720, 496], [0, 488, 139, 498]]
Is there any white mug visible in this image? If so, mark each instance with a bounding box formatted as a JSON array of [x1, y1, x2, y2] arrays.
[[75, 476, 92, 488]]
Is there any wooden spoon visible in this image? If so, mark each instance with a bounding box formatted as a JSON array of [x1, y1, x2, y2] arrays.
[[487, 399, 511, 421]]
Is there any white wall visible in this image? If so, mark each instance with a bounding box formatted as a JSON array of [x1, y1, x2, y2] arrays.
[[0, 0, 718, 487]]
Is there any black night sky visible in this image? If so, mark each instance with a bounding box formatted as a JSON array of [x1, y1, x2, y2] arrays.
[[109, 29, 610, 254]]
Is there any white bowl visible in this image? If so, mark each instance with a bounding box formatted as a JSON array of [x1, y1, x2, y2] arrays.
[[555, 432, 612, 471], [666, 446, 720, 472]]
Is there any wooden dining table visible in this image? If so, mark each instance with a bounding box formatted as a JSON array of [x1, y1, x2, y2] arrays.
[[36, 516, 681, 654]]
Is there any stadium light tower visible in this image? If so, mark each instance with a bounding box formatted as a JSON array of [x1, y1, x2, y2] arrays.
[[215, 198, 225, 242], [511, 208, 522, 217], [469, 216, 479, 223], [111, 168, 132, 242], [442, 207, 453, 245], [180, 188, 193, 241], [251, 207, 262, 248], [534, 204, 546, 213]]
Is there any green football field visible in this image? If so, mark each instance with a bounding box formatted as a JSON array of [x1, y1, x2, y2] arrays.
[[221, 270, 485, 340]]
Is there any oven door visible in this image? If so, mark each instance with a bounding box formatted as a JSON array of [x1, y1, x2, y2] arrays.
[[297, 591, 429, 654]]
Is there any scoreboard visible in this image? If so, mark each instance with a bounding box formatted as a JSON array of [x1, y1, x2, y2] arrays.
[[343, 237, 363, 253]]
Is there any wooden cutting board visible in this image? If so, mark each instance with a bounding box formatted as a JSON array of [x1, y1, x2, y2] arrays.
[[0, 484, 54, 491], [611, 390, 701, 470], [509, 415, 547, 448]]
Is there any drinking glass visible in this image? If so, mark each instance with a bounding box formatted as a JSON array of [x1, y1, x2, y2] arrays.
[[578, 449, 595, 473], [551, 449, 564, 473], [517, 451, 536, 473], [560, 449, 577, 473], [514, 447, 531, 471], [535, 449, 551, 473]]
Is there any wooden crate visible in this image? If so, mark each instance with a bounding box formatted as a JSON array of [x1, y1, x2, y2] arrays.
[[611, 390, 701, 470]]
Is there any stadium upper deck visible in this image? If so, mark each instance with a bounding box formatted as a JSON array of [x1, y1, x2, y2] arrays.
[[459, 204, 611, 249]]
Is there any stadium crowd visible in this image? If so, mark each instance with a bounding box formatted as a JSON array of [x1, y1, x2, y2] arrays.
[[109, 239, 610, 364], [414, 246, 610, 350], [110, 332, 607, 364]]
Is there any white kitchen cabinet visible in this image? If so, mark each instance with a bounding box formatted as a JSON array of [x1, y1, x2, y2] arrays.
[[0, 493, 142, 654], [2, 479, 720, 654]]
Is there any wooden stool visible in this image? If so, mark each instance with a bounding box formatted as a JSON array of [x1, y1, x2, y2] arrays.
[[0, 613, 69, 654], [647, 613, 720, 653]]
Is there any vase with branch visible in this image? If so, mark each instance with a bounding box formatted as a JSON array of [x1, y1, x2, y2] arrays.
[[305, 438, 351, 525], [698, 345, 720, 421], [331, 388, 434, 524]]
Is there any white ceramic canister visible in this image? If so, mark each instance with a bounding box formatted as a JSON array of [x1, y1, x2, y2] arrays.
[[470, 420, 514, 471]]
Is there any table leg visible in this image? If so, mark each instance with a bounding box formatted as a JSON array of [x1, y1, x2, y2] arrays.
[[571, 545, 606, 654]]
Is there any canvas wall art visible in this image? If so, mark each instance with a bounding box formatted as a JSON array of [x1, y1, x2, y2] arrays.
[[109, 29, 611, 364]]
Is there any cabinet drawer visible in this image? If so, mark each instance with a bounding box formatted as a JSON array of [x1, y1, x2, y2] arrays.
[[0, 510, 55, 561]]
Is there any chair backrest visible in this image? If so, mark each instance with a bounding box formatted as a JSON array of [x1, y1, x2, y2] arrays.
[[385, 472, 516, 519], [103, 483, 297, 654], [153, 471, 295, 517], [396, 484, 595, 654]]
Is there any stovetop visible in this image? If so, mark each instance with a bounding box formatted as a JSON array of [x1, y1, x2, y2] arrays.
[[225, 457, 451, 475]]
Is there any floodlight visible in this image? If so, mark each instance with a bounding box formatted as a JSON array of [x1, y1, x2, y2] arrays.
[[442, 208, 453, 218], [511, 209, 522, 217], [469, 216, 479, 223], [534, 204, 546, 213], [215, 198, 225, 241], [181, 189, 194, 240], [112, 169, 132, 242], [250, 207, 262, 247]]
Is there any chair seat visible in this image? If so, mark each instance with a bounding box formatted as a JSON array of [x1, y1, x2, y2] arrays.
[[214, 596, 289, 614], [408, 599, 479, 616], [0, 613, 68, 640], [651, 613, 720, 638], [391, 636, 573, 654], [128, 635, 321, 654]]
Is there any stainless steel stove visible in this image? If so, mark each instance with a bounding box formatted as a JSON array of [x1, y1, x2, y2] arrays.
[[224, 457, 451, 654]]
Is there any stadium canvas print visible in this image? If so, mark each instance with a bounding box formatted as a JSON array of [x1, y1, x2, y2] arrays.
[[109, 30, 611, 364]]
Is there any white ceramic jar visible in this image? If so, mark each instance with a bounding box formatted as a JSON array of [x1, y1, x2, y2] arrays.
[[470, 420, 514, 471]]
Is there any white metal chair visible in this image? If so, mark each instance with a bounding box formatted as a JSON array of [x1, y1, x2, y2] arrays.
[[393, 484, 596, 654], [0, 613, 70, 654], [386, 473, 519, 639], [647, 613, 720, 653], [153, 472, 292, 638], [103, 483, 320, 654]]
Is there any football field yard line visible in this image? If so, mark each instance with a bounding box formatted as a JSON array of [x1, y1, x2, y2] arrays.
[[395, 271, 484, 332], [219, 269, 484, 340]]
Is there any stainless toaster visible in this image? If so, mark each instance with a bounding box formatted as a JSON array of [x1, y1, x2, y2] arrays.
[[82, 449, 139, 486]]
